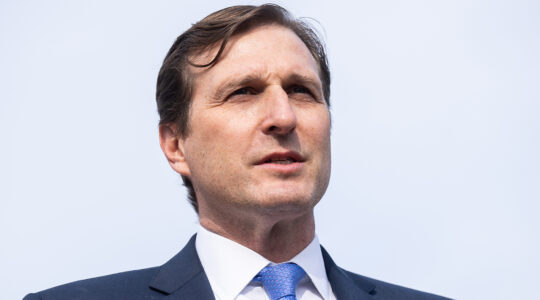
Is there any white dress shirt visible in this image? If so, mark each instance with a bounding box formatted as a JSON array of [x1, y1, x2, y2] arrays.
[[195, 225, 337, 300]]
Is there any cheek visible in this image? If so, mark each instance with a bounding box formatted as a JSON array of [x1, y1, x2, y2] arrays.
[[187, 111, 253, 165], [301, 109, 331, 148]]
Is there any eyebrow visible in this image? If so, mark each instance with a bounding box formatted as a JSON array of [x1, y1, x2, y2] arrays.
[[212, 72, 323, 100], [287, 73, 323, 93]]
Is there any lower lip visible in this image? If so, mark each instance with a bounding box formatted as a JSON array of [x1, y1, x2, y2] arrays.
[[256, 162, 304, 174]]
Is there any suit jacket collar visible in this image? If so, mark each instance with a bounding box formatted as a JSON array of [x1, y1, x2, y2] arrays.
[[149, 235, 215, 300], [321, 246, 376, 300], [149, 234, 376, 300]]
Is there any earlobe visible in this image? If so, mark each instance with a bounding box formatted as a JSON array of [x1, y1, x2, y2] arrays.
[[159, 124, 191, 176]]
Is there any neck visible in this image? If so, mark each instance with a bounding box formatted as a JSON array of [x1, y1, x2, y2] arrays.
[[198, 206, 315, 263]]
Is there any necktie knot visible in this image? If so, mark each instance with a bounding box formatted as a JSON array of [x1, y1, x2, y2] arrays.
[[254, 263, 306, 300]]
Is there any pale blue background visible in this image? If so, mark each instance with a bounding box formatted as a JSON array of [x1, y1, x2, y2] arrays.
[[1, 1, 539, 299]]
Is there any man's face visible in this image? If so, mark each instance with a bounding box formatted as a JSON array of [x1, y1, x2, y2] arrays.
[[180, 25, 331, 217]]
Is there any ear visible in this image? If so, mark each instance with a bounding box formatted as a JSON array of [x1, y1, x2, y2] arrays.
[[159, 124, 191, 177]]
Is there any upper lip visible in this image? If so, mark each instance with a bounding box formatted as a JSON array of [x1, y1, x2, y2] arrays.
[[256, 151, 305, 165]]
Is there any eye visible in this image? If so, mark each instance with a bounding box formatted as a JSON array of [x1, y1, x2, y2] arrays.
[[224, 87, 257, 102], [231, 88, 249, 95], [289, 86, 311, 94], [287, 85, 321, 103]]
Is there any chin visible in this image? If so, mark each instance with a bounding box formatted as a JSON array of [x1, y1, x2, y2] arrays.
[[249, 188, 318, 212]]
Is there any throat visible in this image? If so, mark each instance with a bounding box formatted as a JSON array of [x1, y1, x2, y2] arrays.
[[198, 210, 316, 263]]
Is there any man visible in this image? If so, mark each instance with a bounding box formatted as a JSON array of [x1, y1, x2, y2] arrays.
[[24, 4, 450, 300]]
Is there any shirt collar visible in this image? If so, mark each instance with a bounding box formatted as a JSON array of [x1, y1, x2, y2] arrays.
[[289, 234, 331, 299], [195, 225, 332, 300]]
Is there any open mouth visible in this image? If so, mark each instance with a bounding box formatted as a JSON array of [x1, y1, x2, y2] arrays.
[[264, 157, 297, 164], [258, 151, 304, 165]]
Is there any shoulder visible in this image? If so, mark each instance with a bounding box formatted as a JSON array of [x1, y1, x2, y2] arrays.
[[24, 236, 206, 300], [23, 267, 164, 300], [321, 246, 452, 300], [342, 268, 452, 300]]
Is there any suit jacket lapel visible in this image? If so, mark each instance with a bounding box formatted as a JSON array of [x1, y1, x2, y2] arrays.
[[148, 235, 377, 300], [149, 235, 215, 300], [322, 246, 376, 300]]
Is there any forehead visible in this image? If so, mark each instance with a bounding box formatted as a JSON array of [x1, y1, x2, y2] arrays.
[[190, 25, 321, 93]]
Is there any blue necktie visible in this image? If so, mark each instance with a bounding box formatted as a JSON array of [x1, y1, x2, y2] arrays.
[[254, 263, 306, 300]]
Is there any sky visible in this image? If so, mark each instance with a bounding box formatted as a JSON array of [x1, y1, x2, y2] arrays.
[[1, 0, 539, 299]]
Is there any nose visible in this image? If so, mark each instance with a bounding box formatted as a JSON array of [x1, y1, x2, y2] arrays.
[[261, 87, 297, 136]]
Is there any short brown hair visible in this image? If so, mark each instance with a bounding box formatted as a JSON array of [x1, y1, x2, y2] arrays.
[[156, 4, 331, 212]]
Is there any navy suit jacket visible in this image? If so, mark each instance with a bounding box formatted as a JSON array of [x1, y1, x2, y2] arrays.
[[24, 235, 450, 300]]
